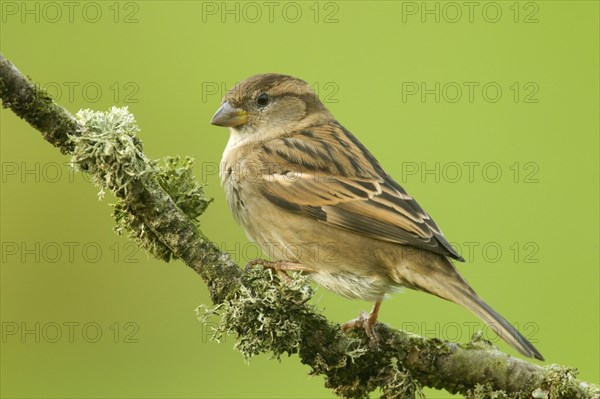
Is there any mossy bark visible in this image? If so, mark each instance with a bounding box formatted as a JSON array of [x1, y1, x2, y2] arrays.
[[1, 54, 598, 399]]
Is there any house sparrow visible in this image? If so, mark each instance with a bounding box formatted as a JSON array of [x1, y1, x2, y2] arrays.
[[210, 73, 544, 360]]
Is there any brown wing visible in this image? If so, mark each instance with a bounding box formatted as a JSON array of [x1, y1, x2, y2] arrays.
[[258, 123, 464, 261]]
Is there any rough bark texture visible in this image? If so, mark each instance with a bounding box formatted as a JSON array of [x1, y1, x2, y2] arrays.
[[1, 54, 598, 399]]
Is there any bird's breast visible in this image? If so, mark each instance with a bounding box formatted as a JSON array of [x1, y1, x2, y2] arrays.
[[220, 154, 267, 230]]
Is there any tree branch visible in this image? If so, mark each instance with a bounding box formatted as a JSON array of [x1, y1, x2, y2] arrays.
[[1, 54, 597, 399]]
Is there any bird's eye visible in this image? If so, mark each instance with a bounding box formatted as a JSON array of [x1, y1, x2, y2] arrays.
[[256, 93, 270, 108]]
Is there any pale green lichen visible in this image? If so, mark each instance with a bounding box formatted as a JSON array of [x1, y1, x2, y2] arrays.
[[379, 357, 425, 399], [70, 107, 211, 261], [197, 266, 314, 359], [467, 383, 509, 399], [155, 156, 212, 223], [539, 364, 584, 399], [465, 364, 599, 399], [321, 342, 424, 399], [71, 107, 147, 197]]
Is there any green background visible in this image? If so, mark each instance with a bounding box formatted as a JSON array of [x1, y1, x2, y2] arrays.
[[1, 1, 598, 398]]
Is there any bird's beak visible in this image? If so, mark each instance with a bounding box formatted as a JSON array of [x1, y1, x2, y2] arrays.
[[210, 102, 247, 127]]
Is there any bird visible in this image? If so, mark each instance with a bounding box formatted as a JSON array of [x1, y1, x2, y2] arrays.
[[210, 73, 544, 360]]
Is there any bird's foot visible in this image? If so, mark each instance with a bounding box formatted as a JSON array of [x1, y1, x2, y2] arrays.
[[341, 310, 380, 350], [341, 300, 382, 350], [245, 259, 312, 282]]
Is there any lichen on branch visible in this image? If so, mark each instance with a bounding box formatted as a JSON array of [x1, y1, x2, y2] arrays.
[[70, 107, 147, 198], [198, 267, 315, 359], [70, 107, 212, 261]]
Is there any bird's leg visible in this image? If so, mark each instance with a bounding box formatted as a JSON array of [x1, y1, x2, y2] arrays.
[[245, 259, 315, 281], [341, 300, 383, 349]]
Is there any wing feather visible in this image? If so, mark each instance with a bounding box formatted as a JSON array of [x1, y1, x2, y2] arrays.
[[258, 124, 464, 261]]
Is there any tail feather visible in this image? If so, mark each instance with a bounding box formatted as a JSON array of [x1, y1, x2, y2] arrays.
[[409, 255, 544, 360], [455, 288, 545, 361]]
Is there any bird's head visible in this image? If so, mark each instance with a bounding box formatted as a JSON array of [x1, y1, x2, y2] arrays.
[[210, 74, 331, 136]]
